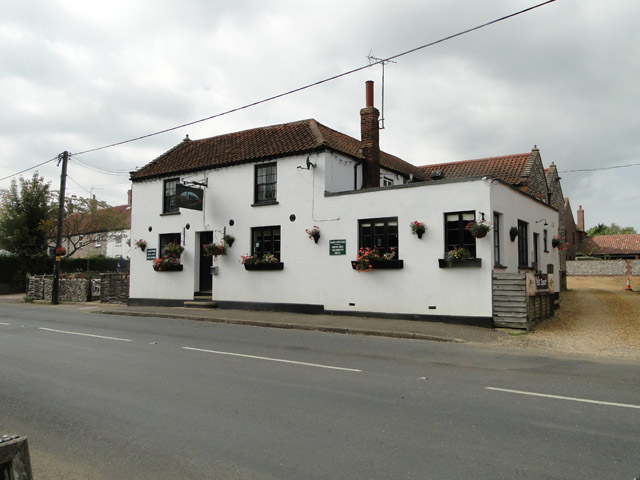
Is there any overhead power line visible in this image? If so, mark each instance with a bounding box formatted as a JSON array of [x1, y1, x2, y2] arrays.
[[71, 0, 556, 157], [0, 156, 58, 182], [560, 162, 640, 173], [1, 0, 556, 181]]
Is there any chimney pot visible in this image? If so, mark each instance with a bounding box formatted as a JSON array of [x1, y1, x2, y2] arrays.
[[365, 80, 374, 108]]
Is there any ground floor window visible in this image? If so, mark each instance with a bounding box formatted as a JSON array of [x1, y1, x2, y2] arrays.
[[445, 211, 476, 257], [252, 226, 281, 260], [493, 211, 502, 265], [159, 232, 181, 256], [518, 220, 529, 267], [358, 217, 398, 256]]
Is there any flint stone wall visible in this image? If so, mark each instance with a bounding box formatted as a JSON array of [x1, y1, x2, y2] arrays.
[[27, 276, 91, 302], [567, 259, 640, 276], [100, 273, 129, 304]]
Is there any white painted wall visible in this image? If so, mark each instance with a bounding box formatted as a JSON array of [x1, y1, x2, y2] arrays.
[[129, 154, 559, 317]]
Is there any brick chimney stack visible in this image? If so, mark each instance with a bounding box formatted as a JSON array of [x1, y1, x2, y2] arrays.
[[361, 80, 380, 189], [577, 205, 585, 231]]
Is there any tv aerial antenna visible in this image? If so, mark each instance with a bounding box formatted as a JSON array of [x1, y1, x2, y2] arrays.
[[367, 50, 396, 129]]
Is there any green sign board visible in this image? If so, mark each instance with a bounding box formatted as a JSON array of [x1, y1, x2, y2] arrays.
[[146, 248, 157, 261], [329, 239, 346, 256]]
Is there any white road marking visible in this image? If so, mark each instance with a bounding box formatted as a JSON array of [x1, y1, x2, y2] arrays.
[[0, 322, 10, 325], [182, 346, 362, 372], [39, 327, 132, 342], [486, 387, 640, 410]]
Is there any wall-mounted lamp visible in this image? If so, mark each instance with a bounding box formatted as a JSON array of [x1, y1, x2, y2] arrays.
[[536, 219, 548, 226]]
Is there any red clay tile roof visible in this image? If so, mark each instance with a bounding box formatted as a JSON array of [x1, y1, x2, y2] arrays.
[[131, 119, 427, 182], [579, 234, 640, 256], [418, 153, 532, 186], [62, 204, 131, 235]]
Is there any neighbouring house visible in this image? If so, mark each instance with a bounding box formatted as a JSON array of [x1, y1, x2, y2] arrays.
[[561, 199, 585, 260], [577, 235, 640, 259], [128, 81, 559, 328], [52, 192, 132, 260]]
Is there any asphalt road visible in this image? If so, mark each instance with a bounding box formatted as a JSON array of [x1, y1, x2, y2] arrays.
[[1, 303, 639, 479]]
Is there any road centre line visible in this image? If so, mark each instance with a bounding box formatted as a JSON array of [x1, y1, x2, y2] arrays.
[[182, 347, 362, 372], [0, 322, 10, 325], [486, 387, 640, 410], [39, 327, 132, 342]]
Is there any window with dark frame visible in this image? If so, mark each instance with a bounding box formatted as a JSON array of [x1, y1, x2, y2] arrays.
[[533, 232, 540, 271], [358, 217, 398, 257], [254, 163, 277, 204], [159, 232, 181, 257], [445, 211, 476, 257], [252, 226, 281, 260], [543, 229, 549, 252], [518, 220, 529, 267], [493, 211, 501, 265], [163, 178, 179, 214]]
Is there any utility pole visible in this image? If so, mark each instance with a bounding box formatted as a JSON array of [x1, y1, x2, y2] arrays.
[[52, 151, 69, 305]]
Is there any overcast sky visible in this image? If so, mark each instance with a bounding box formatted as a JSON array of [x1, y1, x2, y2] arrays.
[[2, 0, 639, 231]]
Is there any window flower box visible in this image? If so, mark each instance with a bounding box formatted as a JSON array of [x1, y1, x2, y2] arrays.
[[244, 262, 284, 271], [351, 259, 404, 270], [438, 258, 482, 268], [153, 263, 184, 272]]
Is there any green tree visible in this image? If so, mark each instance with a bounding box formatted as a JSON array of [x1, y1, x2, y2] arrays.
[[586, 223, 637, 236], [0, 173, 53, 291], [0, 173, 53, 255]]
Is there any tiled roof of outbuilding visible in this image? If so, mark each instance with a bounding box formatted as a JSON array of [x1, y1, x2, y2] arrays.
[[579, 235, 640, 256], [418, 153, 531, 186], [131, 119, 427, 182]]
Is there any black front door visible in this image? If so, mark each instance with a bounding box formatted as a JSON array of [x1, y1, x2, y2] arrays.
[[199, 232, 213, 293]]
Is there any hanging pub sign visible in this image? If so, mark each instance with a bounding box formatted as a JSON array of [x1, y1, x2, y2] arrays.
[[176, 184, 204, 211]]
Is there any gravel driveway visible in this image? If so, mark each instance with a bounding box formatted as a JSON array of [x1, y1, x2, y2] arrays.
[[496, 276, 640, 360]]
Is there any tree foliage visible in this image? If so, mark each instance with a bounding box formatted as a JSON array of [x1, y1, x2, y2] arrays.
[[586, 223, 637, 236], [0, 173, 53, 255]]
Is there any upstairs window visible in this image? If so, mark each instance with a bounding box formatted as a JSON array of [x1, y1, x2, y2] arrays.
[[252, 226, 281, 260], [359, 217, 398, 257], [445, 211, 476, 257], [254, 163, 277, 204], [163, 178, 179, 214]]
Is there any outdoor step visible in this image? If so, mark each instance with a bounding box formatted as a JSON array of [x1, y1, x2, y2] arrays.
[[183, 300, 218, 309]]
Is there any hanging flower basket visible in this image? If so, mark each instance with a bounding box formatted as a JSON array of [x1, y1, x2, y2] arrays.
[[203, 242, 227, 256], [135, 239, 147, 251], [466, 221, 491, 238], [305, 226, 320, 244], [223, 235, 235, 247], [55, 246, 66, 256], [410, 221, 426, 239], [552, 236, 567, 251]]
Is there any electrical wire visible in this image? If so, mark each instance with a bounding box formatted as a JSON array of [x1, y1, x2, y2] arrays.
[[0, 156, 59, 182], [71, 0, 556, 157], [560, 163, 640, 173], [1, 0, 556, 180]]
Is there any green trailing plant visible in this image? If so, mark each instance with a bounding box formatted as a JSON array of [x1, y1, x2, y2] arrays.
[[445, 246, 471, 267]]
